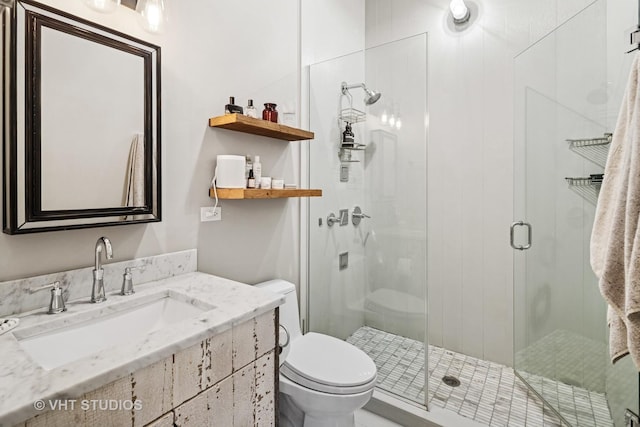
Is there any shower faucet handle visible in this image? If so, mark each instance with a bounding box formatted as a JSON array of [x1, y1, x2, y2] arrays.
[[352, 206, 370, 226]]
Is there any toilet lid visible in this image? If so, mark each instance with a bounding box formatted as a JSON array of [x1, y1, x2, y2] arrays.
[[281, 333, 377, 395]]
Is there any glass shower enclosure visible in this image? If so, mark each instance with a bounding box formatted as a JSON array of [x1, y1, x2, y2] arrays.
[[513, 1, 640, 426], [306, 33, 428, 407]]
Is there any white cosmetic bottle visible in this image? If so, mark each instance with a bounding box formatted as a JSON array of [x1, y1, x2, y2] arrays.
[[253, 156, 262, 189]]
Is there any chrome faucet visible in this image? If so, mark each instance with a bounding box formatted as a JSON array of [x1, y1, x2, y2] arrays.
[[91, 237, 113, 303]]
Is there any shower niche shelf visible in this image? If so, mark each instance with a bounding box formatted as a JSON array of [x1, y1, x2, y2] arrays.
[[565, 133, 611, 168], [209, 114, 314, 141], [209, 188, 322, 199], [565, 175, 602, 206]]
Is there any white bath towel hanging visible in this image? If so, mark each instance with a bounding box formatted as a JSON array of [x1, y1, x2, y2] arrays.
[[591, 53, 640, 370], [124, 133, 145, 208]]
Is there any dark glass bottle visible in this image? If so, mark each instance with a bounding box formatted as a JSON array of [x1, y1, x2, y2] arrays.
[[225, 96, 243, 114], [262, 103, 278, 123], [247, 168, 256, 189]]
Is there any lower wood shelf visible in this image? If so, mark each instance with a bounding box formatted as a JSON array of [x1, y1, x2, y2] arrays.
[[210, 188, 322, 200]]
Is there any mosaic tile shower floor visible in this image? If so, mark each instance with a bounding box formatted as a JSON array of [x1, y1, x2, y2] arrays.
[[347, 326, 613, 427]]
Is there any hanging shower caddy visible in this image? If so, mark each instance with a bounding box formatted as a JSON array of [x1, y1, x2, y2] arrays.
[[338, 84, 367, 163]]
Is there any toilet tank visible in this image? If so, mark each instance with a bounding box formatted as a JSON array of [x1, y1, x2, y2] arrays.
[[255, 279, 302, 343]]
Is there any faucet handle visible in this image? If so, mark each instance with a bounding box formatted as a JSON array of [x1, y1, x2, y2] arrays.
[[29, 281, 67, 314], [121, 266, 141, 296], [351, 206, 371, 226]]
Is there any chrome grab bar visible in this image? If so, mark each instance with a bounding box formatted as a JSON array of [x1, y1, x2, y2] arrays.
[[510, 221, 532, 251]]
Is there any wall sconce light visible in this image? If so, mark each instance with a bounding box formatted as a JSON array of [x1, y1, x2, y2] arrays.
[[81, 0, 167, 34], [450, 0, 470, 24], [83, 0, 121, 13], [136, 0, 167, 34]]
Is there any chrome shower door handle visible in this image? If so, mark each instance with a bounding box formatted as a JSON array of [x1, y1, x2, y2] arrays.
[[510, 221, 532, 250]]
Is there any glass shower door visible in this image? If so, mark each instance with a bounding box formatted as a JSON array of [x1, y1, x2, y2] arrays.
[[307, 33, 428, 407], [513, 1, 639, 426]]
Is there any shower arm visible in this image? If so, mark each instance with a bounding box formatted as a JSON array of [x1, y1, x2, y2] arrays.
[[341, 82, 370, 111], [341, 82, 367, 94]]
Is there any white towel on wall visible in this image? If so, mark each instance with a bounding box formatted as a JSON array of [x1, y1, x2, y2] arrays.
[[591, 54, 640, 370], [124, 133, 145, 208]]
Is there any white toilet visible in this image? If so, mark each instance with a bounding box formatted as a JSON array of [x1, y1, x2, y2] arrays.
[[256, 279, 377, 427]]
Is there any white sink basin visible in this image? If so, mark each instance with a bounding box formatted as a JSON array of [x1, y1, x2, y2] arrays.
[[15, 290, 213, 370]]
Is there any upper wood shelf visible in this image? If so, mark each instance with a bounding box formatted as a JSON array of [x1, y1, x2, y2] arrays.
[[209, 114, 315, 141]]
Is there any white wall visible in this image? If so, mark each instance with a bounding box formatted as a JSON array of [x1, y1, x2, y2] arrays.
[[0, 0, 300, 286], [302, 0, 365, 66]]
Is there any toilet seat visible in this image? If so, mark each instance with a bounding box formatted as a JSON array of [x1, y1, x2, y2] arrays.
[[281, 333, 377, 395]]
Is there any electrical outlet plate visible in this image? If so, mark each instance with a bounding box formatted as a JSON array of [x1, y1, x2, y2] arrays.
[[201, 206, 221, 222]]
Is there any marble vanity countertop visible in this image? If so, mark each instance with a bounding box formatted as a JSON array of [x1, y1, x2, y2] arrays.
[[0, 272, 284, 426]]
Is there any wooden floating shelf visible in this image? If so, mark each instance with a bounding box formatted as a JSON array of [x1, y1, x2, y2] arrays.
[[209, 114, 315, 141], [210, 188, 322, 200]]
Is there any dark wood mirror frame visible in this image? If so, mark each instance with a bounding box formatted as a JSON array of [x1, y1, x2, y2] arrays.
[[2, 0, 161, 234]]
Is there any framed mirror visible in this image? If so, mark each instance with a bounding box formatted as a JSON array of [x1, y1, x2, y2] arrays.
[[2, 0, 161, 234]]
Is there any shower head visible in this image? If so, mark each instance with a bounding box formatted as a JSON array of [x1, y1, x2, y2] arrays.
[[363, 87, 382, 105], [341, 82, 382, 105]]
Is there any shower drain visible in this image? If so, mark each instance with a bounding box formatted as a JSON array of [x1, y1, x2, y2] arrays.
[[442, 375, 461, 387]]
